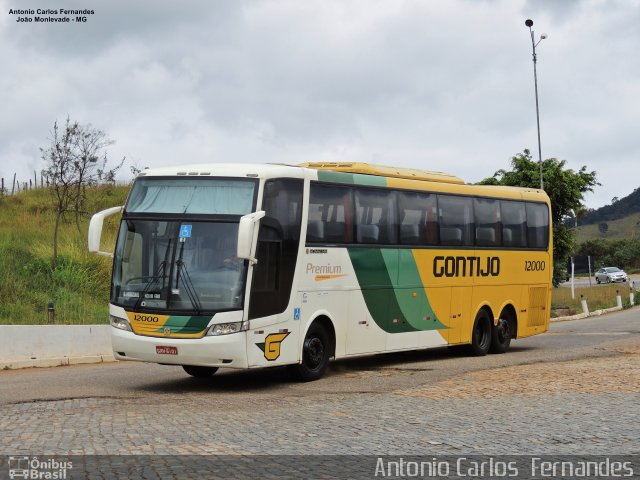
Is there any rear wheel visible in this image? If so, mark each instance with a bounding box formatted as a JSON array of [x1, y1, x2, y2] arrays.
[[490, 312, 514, 354], [182, 365, 218, 378], [469, 310, 492, 356], [288, 323, 331, 382]]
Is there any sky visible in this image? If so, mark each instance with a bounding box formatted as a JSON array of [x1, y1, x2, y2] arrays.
[[1, 0, 638, 209]]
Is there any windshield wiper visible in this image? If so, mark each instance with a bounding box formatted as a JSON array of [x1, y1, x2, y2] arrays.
[[172, 239, 203, 314], [175, 260, 203, 315]]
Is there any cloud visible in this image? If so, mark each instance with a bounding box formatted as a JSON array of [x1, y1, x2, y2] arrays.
[[1, 0, 638, 208]]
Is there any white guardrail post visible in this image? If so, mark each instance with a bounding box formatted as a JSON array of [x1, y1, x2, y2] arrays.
[[580, 295, 589, 316]]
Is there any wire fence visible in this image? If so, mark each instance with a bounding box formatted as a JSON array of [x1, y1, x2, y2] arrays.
[[0, 171, 45, 195], [0, 172, 131, 196], [1, 299, 109, 325]]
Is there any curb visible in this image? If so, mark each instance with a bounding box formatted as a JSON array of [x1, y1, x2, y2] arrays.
[[1, 354, 116, 371], [550, 305, 630, 322]]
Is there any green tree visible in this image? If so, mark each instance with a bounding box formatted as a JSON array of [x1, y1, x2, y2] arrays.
[[479, 149, 599, 286], [41, 117, 124, 267], [578, 238, 640, 269]]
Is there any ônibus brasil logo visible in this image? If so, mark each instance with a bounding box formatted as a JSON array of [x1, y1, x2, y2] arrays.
[[8, 456, 73, 479]]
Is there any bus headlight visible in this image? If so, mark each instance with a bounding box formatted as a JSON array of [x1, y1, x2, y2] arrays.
[[110, 315, 132, 332], [207, 321, 247, 336]]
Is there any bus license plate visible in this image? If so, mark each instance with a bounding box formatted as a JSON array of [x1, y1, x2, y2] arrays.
[[156, 346, 178, 355]]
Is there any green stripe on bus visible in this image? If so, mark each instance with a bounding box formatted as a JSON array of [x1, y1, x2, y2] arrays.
[[348, 248, 447, 332], [395, 250, 447, 330], [348, 248, 418, 333], [153, 315, 211, 334]]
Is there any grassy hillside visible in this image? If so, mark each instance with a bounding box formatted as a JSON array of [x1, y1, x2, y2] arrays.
[[0, 185, 129, 324], [575, 212, 640, 243]]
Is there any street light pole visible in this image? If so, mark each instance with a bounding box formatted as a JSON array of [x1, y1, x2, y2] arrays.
[[525, 19, 547, 190]]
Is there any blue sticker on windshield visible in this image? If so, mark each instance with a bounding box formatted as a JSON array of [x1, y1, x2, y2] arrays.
[[179, 225, 192, 238]]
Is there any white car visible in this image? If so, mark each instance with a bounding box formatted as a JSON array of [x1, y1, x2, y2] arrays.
[[595, 267, 628, 284]]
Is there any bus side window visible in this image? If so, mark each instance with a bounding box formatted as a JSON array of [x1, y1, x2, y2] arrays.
[[397, 191, 438, 246], [437, 195, 473, 246], [474, 197, 500, 247], [501, 200, 527, 248], [355, 188, 397, 244], [307, 184, 354, 244], [526, 202, 550, 249]]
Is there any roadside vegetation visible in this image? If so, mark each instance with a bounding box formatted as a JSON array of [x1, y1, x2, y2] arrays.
[[551, 283, 636, 317], [0, 185, 128, 325], [574, 238, 640, 270]]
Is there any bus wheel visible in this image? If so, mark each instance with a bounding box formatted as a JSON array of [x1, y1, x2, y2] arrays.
[[182, 365, 219, 378], [469, 310, 492, 356], [289, 323, 330, 382], [490, 314, 513, 354]]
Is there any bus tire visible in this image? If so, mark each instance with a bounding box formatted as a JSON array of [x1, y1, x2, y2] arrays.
[[182, 365, 218, 378], [288, 323, 330, 382], [490, 312, 513, 354], [469, 310, 492, 356]]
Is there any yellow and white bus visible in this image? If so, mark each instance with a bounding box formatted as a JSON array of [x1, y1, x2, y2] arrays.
[[89, 162, 551, 381]]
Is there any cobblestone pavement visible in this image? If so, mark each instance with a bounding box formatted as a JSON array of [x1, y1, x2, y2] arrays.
[[1, 334, 639, 458]]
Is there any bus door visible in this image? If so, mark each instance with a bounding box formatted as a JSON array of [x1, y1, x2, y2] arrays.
[[246, 179, 303, 366]]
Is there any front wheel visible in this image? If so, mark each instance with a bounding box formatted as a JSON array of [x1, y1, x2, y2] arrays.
[[288, 323, 331, 382], [468, 310, 492, 356], [182, 365, 218, 378]]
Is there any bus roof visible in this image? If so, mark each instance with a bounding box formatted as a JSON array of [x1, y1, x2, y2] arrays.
[[300, 162, 465, 184], [134, 162, 548, 203], [300, 162, 548, 203], [135, 163, 306, 179]]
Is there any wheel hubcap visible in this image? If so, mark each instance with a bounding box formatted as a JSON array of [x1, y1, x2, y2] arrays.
[[304, 337, 324, 369], [497, 318, 510, 343]]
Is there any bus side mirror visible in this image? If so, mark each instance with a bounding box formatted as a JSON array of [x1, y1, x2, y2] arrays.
[[237, 211, 266, 265], [88, 206, 123, 257]]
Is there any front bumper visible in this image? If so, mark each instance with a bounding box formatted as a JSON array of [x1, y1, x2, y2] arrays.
[[111, 326, 249, 368]]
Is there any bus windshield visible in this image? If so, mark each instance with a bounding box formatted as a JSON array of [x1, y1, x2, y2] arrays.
[[111, 219, 247, 313], [126, 177, 256, 215]]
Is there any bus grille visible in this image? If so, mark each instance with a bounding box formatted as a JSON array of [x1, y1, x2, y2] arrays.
[[528, 287, 548, 327]]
